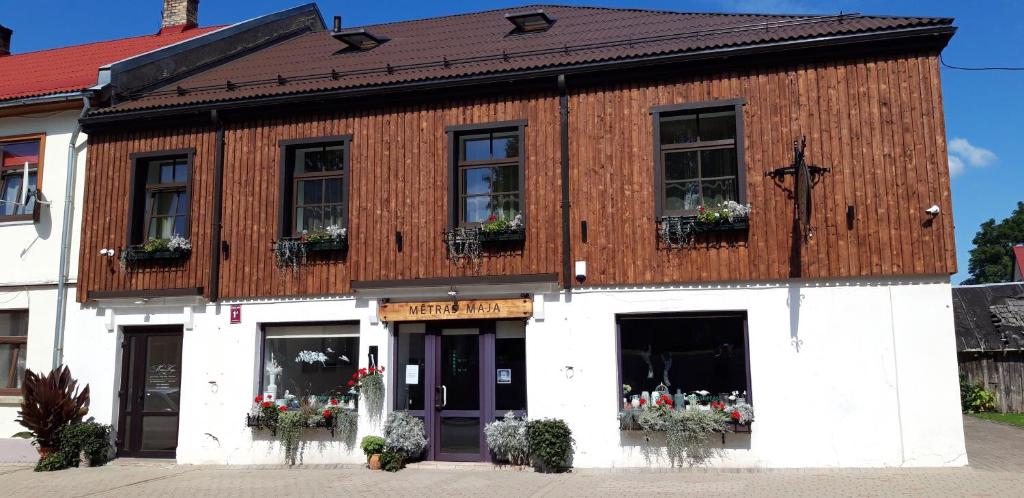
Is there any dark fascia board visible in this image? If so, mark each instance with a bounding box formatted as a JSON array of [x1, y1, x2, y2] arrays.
[[81, 24, 955, 125], [650, 98, 747, 114], [98, 3, 325, 98], [352, 273, 558, 290], [89, 287, 204, 300]]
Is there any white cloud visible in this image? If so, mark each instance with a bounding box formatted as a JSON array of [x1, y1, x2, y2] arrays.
[[949, 138, 997, 167], [947, 154, 965, 176]]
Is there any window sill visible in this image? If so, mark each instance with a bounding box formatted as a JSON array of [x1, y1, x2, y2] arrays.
[[121, 246, 191, 263], [0, 214, 36, 226]]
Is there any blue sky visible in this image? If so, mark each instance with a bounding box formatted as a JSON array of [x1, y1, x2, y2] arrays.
[[4, 1, 1021, 284]]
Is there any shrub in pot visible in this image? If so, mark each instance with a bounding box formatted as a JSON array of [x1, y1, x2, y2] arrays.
[[360, 435, 385, 470], [33, 420, 112, 472], [484, 411, 529, 465], [15, 366, 90, 458], [526, 418, 574, 473], [382, 411, 427, 471]]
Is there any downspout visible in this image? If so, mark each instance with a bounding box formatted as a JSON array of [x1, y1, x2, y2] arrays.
[[209, 110, 225, 302], [558, 74, 572, 291], [52, 95, 91, 369]]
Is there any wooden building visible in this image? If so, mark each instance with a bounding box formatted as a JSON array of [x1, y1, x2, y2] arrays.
[[65, 4, 967, 468]]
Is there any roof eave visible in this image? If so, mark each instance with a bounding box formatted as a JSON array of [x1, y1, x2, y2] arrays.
[[82, 23, 956, 125]]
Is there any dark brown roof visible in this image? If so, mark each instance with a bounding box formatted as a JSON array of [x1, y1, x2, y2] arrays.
[[92, 4, 954, 116], [953, 283, 1024, 352]]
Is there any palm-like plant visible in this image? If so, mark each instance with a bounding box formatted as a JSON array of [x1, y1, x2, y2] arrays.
[[15, 366, 90, 452]]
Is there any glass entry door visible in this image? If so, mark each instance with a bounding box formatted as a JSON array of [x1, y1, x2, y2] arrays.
[[393, 320, 526, 462], [434, 328, 482, 461], [116, 326, 183, 458]]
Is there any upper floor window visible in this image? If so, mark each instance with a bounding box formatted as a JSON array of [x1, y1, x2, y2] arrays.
[[652, 100, 745, 217], [279, 137, 350, 237], [0, 137, 42, 221], [128, 150, 192, 245], [448, 121, 525, 227], [0, 310, 28, 396]]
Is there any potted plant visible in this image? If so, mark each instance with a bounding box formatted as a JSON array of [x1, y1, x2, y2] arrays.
[[273, 225, 347, 271], [484, 412, 529, 466], [381, 411, 427, 471], [443, 213, 525, 264], [657, 201, 752, 248], [15, 366, 90, 459], [348, 366, 385, 422], [526, 418, 574, 473], [360, 435, 385, 470], [119, 235, 192, 270]]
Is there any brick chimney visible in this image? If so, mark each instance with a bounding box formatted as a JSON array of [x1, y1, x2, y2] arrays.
[[161, 0, 199, 29], [0, 25, 12, 56]]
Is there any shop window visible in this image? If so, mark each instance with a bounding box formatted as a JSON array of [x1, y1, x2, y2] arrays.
[[278, 137, 350, 237], [617, 313, 749, 403], [0, 310, 28, 396], [0, 138, 42, 222], [128, 150, 193, 245], [261, 323, 359, 402], [652, 100, 746, 217]]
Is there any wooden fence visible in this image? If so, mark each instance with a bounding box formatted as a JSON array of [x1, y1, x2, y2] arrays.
[[959, 351, 1024, 413]]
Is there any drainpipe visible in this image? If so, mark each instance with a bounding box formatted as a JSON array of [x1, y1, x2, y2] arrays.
[[558, 74, 572, 291], [52, 95, 91, 369], [209, 110, 225, 302]]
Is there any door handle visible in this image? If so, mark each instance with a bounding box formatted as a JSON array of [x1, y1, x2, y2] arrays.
[[441, 385, 447, 408]]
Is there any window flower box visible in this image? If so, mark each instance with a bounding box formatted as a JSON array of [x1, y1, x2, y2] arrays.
[[444, 213, 524, 264], [119, 235, 192, 271], [273, 226, 347, 270], [657, 202, 751, 248]]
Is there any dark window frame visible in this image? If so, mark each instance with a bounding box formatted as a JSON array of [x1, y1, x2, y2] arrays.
[[257, 320, 361, 398], [614, 311, 752, 408], [127, 149, 195, 246], [0, 309, 29, 396], [0, 134, 45, 223], [651, 99, 746, 218], [277, 136, 352, 238], [445, 120, 527, 229]]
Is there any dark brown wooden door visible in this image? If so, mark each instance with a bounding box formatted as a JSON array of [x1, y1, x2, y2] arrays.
[[116, 326, 183, 458]]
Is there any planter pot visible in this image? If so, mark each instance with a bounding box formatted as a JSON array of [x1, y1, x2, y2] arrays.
[[368, 453, 382, 470], [36, 446, 56, 459], [79, 450, 92, 468]]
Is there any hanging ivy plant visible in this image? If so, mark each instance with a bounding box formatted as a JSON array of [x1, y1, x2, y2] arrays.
[[442, 227, 483, 266], [273, 239, 307, 273], [276, 410, 308, 466], [334, 409, 358, 450], [351, 367, 386, 423]]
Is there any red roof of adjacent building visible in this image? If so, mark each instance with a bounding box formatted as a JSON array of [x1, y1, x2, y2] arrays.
[[0, 25, 224, 102], [1013, 245, 1024, 281]]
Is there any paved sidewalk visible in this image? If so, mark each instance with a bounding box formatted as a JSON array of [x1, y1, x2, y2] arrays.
[[0, 416, 1020, 497]]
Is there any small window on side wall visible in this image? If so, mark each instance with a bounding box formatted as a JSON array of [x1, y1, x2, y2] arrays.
[[653, 100, 746, 218], [279, 137, 350, 238], [0, 310, 28, 396], [0, 138, 43, 222], [128, 150, 192, 247]]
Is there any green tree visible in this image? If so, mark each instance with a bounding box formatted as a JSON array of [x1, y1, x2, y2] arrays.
[[963, 201, 1024, 284]]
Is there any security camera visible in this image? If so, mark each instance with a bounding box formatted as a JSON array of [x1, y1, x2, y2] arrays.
[[925, 205, 940, 216], [574, 261, 587, 284], [99, 248, 113, 256]]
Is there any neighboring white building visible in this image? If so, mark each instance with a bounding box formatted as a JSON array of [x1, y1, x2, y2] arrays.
[[0, 0, 325, 462]]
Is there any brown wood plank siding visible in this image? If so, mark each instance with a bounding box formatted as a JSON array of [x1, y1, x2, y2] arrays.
[[569, 52, 956, 285], [77, 127, 216, 301], [959, 352, 1024, 414], [77, 52, 956, 302]]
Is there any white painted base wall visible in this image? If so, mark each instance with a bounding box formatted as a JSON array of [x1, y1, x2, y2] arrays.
[[53, 276, 966, 468]]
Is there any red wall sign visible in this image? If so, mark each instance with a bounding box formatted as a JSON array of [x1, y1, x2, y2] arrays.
[[230, 304, 241, 324]]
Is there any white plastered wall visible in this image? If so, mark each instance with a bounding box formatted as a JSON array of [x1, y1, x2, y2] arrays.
[[59, 276, 966, 468]]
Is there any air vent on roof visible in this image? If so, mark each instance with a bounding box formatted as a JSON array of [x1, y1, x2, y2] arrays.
[[331, 16, 388, 51], [504, 9, 555, 34]]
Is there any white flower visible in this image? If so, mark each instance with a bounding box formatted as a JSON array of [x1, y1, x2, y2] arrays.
[[295, 350, 329, 366], [167, 235, 192, 251], [325, 225, 346, 240], [695, 390, 710, 396]]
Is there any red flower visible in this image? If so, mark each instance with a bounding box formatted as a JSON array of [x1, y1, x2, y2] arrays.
[[379, 366, 385, 372], [278, 405, 288, 412], [267, 394, 273, 400], [359, 368, 367, 375], [699, 206, 705, 212], [487, 214, 498, 222], [347, 380, 355, 387], [261, 401, 272, 408], [255, 395, 263, 403], [322, 409, 332, 417], [731, 410, 741, 421], [329, 398, 339, 406], [639, 398, 647, 406]]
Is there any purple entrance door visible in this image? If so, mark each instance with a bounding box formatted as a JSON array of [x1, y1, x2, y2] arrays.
[[393, 320, 526, 462]]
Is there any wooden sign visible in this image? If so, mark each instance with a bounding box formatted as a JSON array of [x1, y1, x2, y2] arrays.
[[378, 298, 532, 322]]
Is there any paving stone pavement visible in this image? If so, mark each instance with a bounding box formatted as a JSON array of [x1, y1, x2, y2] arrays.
[[0, 416, 1021, 498]]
